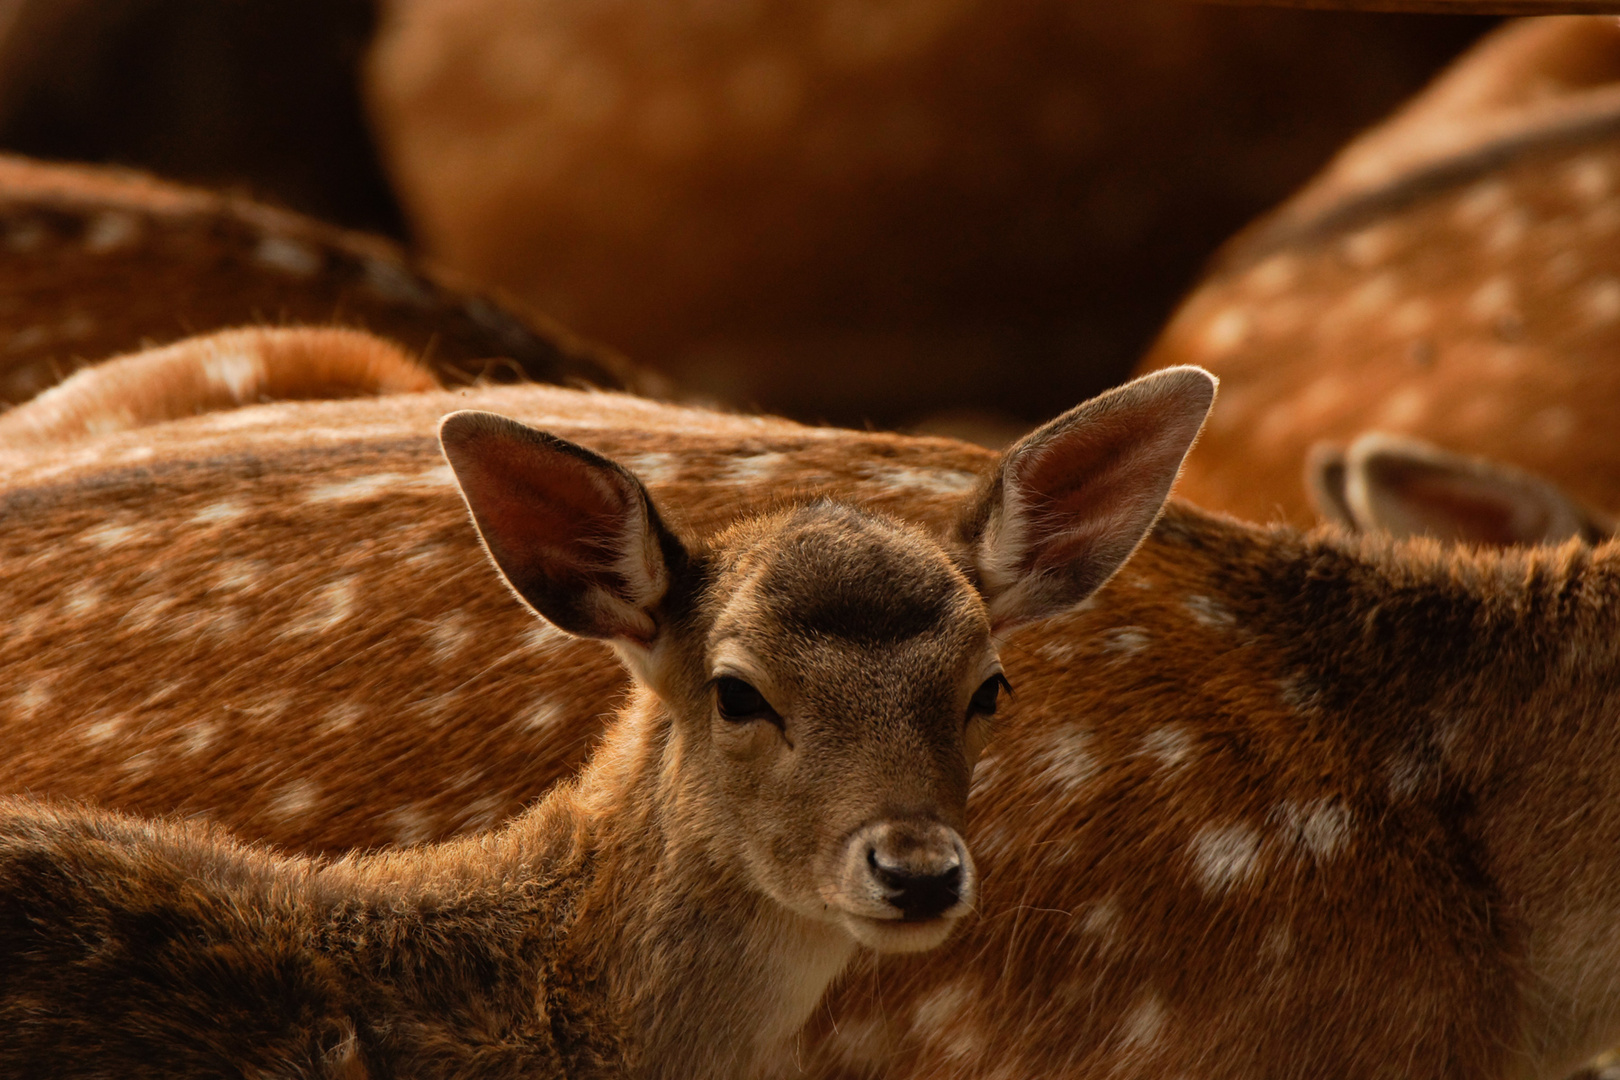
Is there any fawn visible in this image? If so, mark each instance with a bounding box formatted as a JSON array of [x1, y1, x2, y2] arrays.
[[0, 368, 1216, 1077]]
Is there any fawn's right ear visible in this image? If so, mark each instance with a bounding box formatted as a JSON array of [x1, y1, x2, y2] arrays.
[[1342, 432, 1611, 546], [957, 366, 1216, 631], [439, 411, 682, 645]]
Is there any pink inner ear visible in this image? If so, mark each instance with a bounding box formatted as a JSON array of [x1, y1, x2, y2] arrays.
[[1384, 470, 1539, 546], [1012, 412, 1154, 570], [469, 447, 629, 568]]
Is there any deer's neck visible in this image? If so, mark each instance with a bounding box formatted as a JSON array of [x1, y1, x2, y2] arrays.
[[1152, 508, 1620, 1075], [547, 690, 855, 1080]]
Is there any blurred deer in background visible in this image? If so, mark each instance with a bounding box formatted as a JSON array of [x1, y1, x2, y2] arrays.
[[4, 333, 1620, 1077], [1142, 16, 1620, 529], [0, 154, 648, 406], [364, 0, 1486, 430], [0, 371, 1215, 1077]]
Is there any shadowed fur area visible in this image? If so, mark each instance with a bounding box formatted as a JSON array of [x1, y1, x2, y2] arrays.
[[0, 803, 613, 1078]]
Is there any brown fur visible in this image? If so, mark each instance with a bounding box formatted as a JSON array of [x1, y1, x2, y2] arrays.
[[0, 373, 1211, 1077], [0, 154, 652, 406], [0, 326, 438, 445], [1141, 16, 1620, 526], [5, 379, 1620, 1075]]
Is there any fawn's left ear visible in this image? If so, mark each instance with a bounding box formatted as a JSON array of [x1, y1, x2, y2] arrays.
[[957, 366, 1216, 630], [439, 411, 682, 647]]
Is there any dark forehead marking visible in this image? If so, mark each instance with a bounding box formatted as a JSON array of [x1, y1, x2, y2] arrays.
[[755, 503, 964, 647]]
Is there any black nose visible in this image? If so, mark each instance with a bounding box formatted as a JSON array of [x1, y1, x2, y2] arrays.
[[868, 847, 963, 921]]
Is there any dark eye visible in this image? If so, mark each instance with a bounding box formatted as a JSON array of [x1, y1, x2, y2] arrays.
[[715, 677, 775, 723], [969, 674, 1012, 718]]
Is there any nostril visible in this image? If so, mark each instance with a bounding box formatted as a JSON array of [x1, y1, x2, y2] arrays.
[[867, 849, 963, 921]]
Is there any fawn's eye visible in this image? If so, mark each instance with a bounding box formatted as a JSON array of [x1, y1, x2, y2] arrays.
[[715, 677, 776, 723], [969, 674, 1012, 718]]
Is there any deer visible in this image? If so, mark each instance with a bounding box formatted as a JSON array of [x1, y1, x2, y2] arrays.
[[0, 325, 438, 445], [1139, 15, 1620, 529], [0, 153, 652, 407], [5, 339, 1620, 1077], [0, 366, 1217, 1078], [364, 0, 1483, 432]]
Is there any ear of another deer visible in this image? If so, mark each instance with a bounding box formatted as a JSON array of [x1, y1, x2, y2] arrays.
[[1345, 432, 1611, 546], [1305, 442, 1357, 529], [439, 411, 682, 647], [959, 366, 1216, 630]]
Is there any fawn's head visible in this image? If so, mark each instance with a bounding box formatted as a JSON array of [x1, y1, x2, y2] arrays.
[[439, 367, 1214, 954]]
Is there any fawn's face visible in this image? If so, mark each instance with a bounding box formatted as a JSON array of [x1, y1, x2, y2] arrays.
[[439, 366, 1215, 960], [663, 504, 1002, 952]]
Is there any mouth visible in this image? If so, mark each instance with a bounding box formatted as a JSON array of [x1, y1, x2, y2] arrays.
[[839, 910, 964, 953]]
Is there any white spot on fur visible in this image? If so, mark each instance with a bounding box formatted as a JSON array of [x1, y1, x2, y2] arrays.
[[62, 582, 101, 617], [719, 451, 790, 484], [191, 499, 249, 525], [1078, 897, 1121, 952], [1567, 156, 1611, 202], [1278, 673, 1322, 713], [205, 351, 264, 403], [1276, 798, 1353, 860], [1468, 276, 1516, 322], [81, 522, 140, 549], [389, 803, 437, 845], [254, 234, 322, 277], [911, 981, 982, 1059], [618, 451, 681, 487], [1203, 308, 1249, 355], [1377, 386, 1428, 427], [322, 702, 364, 734], [305, 472, 410, 504], [864, 463, 978, 497], [84, 211, 140, 253], [291, 578, 357, 635], [179, 720, 217, 755], [429, 613, 472, 664], [212, 560, 264, 592], [1584, 277, 1620, 326], [1261, 922, 1293, 960], [1247, 253, 1298, 295], [1120, 993, 1168, 1049], [1189, 822, 1262, 894], [521, 698, 565, 732], [1183, 594, 1234, 629], [1102, 625, 1150, 657], [823, 1014, 894, 1069], [269, 779, 322, 818], [523, 622, 568, 653], [1142, 725, 1194, 769], [1036, 638, 1077, 662], [82, 715, 125, 744], [121, 749, 161, 778], [1386, 755, 1425, 800], [14, 680, 51, 717], [1032, 725, 1097, 794]]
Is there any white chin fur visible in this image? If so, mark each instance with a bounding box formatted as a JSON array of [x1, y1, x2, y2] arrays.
[[839, 912, 963, 954]]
